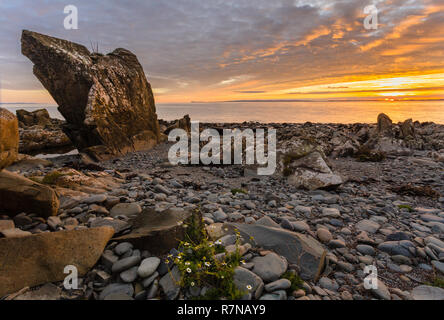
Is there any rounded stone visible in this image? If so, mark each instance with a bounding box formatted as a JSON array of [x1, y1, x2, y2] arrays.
[[292, 221, 310, 232], [356, 244, 376, 256], [112, 256, 141, 274], [252, 253, 288, 283], [317, 228, 332, 243], [120, 266, 139, 283], [114, 242, 133, 256], [110, 203, 142, 217], [264, 279, 291, 292], [138, 257, 161, 278]]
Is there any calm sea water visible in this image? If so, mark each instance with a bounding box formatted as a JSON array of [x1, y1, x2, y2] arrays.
[[2, 100, 443, 124]]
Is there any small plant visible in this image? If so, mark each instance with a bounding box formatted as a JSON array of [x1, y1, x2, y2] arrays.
[[231, 188, 247, 196], [29, 176, 43, 183], [355, 146, 386, 162], [281, 271, 304, 292], [397, 204, 413, 212], [171, 209, 245, 300], [427, 276, 444, 289], [390, 184, 440, 198], [41, 171, 65, 185], [283, 167, 293, 177]]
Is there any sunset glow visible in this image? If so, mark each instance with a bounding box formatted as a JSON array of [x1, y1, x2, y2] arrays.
[[0, 0, 443, 104]]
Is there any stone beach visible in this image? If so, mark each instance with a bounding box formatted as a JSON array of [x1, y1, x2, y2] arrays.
[[0, 31, 443, 301]]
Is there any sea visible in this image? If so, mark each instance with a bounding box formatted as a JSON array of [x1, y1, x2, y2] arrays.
[[2, 100, 443, 124]]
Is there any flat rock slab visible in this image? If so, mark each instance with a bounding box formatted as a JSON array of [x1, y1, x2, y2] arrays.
[[113, 208, 192, 255], [14, 283, 62, 300], [110, 203, 142, 217], [251, 252, 288, 282], [159, 266, 181, 300], [90, 217, 131, 235], [411, 285, 444, 300], [0, 170, 59, 218], [356, 219, 380, 234], [0, 226, 114, 297], [224, 223, 327, 281]]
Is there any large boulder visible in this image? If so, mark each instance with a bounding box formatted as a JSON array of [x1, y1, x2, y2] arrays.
[[364, 114, 415, 156], [19, 126, 72, 153], [0, 108, 19, 170], [281, 138, 342, 190], [163, 114, 191, 135], [21, 30, 161, 160], [0, 170, 59, 218], [0, 226, 114, 297], [377, 113, 393, 136], [285, 151, 343, 190], [224, 223, 327, 281], [400, 118, 415, 139], [16, 108, 72, 153], [16, 109, 52, 127]]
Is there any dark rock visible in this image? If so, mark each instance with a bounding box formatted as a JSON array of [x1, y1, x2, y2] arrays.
[[386, 232, 411, 242], [224, 223, 327, 281], [400, 119, 415, 139], [99, 283, 134, 300], [0, 170, 59, 218], [377, 113, 393, 136], [163, 114, 191, 134], [159, 266, 180, 300], [16, 109, 52, 127], [113, 208, 193, 255]]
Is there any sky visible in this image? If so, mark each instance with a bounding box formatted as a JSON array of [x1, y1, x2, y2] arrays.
[[0, 0, 443, 104]]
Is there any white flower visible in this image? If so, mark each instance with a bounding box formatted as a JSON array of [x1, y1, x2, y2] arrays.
[[205, 262, 211, 267], [187, 268, 192, 273], [215, 240, 222, 245], [185, 261, 191, 266], [246, 285, 252, 291], [190, 282, 195, 287]]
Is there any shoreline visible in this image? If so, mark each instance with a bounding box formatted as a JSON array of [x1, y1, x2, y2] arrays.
[[3, 102, 444, 125], [1, 109, 443, 300]]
